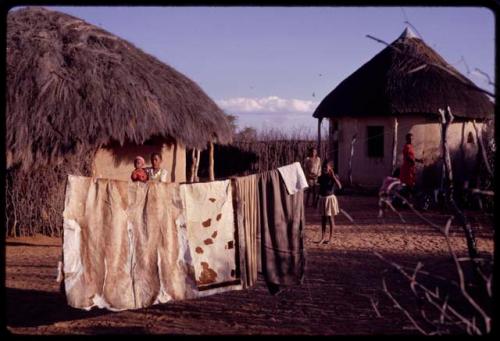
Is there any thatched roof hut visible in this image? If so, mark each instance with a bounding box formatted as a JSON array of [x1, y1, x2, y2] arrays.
[[7, 6, 232, 171], [312, 28, 494, 189], [313, 28, 494, 120]]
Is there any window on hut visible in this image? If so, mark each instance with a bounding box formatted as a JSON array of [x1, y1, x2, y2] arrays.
[[367, 126, 384, 158]]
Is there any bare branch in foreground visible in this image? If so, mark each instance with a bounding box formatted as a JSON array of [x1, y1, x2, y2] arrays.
[[374, 251, 486, 335], [382, 278, 430, 335]]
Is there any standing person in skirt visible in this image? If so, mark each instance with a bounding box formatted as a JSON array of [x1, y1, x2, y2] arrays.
[[315, 160, 342, 244]]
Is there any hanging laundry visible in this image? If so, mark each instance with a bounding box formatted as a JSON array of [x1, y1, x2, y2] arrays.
[[233, 174, 260, 289], [277, 161, 309, 195], [180, 180, 242, 295], [257, 169, 306, 294], [62, 166, 307, 310]]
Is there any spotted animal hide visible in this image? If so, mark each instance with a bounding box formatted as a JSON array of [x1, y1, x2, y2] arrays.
[[180, 180, 242, 294]]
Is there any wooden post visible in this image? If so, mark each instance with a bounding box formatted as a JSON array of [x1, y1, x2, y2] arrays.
[[317, 118, 323, 160], [189, 149, 196, 183], [171, 141, 177, 182], [348, 134, 357, 187], [439, 106, 479, 262], [208, 141, 215, 181], [193, 149, 200, 182], [460, 122, 466, 168], [391, 117, 399, 174], [438, 107, 454, 193], [472, 119, 493, 177]]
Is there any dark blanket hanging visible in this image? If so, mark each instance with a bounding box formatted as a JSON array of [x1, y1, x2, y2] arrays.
[[256, 169, 306, 294]]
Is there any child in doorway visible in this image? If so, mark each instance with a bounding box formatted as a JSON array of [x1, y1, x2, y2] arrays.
[[131, 156, 148, 182], [316, 160, 342, 244]]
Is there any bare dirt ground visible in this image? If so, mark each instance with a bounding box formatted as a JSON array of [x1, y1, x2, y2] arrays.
[[5, 195, 494, 335]]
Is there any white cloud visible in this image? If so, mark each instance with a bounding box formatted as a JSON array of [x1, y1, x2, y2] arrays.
[[217, 96, 318, 115]]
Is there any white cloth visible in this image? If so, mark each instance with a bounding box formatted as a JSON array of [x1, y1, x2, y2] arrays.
[[277, 162, 309, 195], [146, 168, 168, 183]]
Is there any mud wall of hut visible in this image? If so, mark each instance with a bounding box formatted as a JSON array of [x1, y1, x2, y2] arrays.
[[329, 116, 483, 189]]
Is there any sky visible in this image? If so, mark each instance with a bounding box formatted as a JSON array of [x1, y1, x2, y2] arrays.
[[17, 6, 495, 134]]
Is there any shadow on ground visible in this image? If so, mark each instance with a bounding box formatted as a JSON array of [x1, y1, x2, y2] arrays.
[[6, 288, 110, 328]]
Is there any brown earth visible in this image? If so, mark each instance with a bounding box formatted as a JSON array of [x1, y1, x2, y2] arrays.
[[5, 195, 494, 335]]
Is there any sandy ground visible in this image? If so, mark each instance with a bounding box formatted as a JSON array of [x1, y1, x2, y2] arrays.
[[5, 195, 494, 335]]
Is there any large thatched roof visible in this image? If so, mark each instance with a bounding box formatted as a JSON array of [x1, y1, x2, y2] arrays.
[[7, 7, 233, 170], [313, 28, 494, 120]]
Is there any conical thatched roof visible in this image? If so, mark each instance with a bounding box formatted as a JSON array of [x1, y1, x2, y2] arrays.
[[7, 7, 233, 170], [313, 28, 494, 120]]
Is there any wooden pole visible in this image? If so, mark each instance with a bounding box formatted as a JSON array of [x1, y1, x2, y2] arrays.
[[472, 119, 493, 177], [317, 118, 323, 160], [171, 141, 177, 182], [439, 107, 454, 193], [391, 117, 399, 174], [208, 141, 215, 181], [348, 133, 357, 187], [189, 149, 196, 183], [193, 149, 200, 182], [460, 122, 466, 168], [439, 106, 479, 262]]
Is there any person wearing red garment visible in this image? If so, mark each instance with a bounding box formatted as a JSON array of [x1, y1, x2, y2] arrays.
[[131, 156, 148, 182], [399, 133, 423, 193]]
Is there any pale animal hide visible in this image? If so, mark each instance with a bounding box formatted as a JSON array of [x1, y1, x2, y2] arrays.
[[180, 180, 242, 295], [62, 175, 198, 311]]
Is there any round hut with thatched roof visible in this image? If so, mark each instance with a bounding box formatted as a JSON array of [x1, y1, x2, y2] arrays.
[[313, 27, 494, 190], [6, 7, 232, 236]]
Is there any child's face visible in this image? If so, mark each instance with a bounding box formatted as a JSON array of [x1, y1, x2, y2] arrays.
[[151, 155, 161, 169], [134, 159, 144, 169]]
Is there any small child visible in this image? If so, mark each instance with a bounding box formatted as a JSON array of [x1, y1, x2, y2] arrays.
[[131, 156, 148, 182], [378, 168, 404, 218], [316, 160, 342, 244]]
